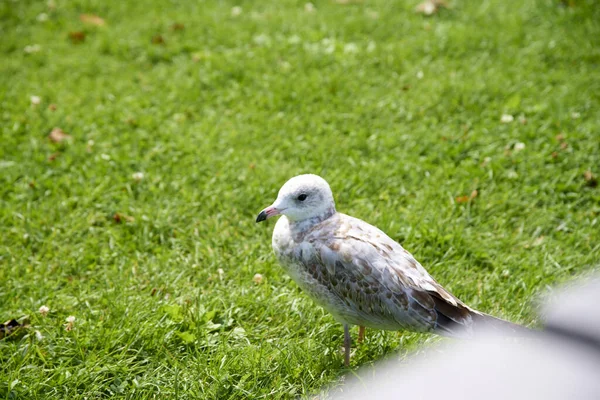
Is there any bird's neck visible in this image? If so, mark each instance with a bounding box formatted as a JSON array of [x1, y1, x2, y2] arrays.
[[289, 205, 336, 236]]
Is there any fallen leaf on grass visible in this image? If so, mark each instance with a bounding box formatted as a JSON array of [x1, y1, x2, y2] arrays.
[[80, 14, 105, 26], [68, 31, 86, 43], [171, 22, 185, 31], [455, 190, 478, 203], [415, 0, 447, 15], [113, 213, 134, 223], [48, 127, 71, 143], [584, 170, 597, 188], [151, 35, 165, 45]]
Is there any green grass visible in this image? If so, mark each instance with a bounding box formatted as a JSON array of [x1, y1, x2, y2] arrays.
[[1, 0, 599, 397]]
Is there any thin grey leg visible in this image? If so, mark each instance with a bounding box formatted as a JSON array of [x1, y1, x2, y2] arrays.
[[344, 324, 351, 367]]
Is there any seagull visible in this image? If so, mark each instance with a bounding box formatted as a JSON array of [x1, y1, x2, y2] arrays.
[[256, 174, 529, 366]]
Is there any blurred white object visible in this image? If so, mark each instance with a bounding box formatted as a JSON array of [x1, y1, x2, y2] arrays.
[[330, 276, 600, 400]]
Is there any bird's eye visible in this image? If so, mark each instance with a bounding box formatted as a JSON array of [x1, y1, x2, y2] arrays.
[[297, 193, 308, 201]]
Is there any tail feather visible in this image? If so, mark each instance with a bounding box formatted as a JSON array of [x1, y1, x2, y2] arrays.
[[470, 312, 533, 336], [427, 289, 532, 338]]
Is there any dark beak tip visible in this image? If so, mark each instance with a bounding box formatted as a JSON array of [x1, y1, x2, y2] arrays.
[[256, 210, 268, 223]]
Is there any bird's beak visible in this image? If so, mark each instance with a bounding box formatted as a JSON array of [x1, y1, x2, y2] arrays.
[[256, 206, 282, 223]]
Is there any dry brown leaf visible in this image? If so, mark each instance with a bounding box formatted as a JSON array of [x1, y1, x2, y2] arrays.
[[455, 190, 477, 204], [48, 127, 71, 143], [415, 0, 447, 15], [80, 14, 105, 26], [584, 170, 598, 187], [455, 195, 469, 203], [113, 213, 134, 223], [152, 35, 165, 45], [171, 22, 185, 31], [584, 170, 594, 181], [68, 31, 86, 43], [125, 118, 138, 126]]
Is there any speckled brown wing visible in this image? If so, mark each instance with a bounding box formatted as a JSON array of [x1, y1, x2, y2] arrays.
[[300, 213, 478, 336]]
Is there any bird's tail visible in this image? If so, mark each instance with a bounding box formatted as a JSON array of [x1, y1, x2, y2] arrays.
[[470, 312, 533, 337]]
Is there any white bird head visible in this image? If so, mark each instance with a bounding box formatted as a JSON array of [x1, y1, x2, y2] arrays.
[[256, 174, 336, 223]]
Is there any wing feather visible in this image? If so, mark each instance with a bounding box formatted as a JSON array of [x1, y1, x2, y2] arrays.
[[299, 213, 475, 335]]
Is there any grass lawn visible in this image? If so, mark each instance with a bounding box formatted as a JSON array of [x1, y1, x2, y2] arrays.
[[1, 0, 599, 397]]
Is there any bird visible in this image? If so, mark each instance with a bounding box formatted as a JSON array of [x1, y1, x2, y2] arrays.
[[256, 174, 529, 366]]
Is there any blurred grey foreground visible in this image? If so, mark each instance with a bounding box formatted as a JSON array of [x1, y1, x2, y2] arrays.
[[330, 276, 600, 400]]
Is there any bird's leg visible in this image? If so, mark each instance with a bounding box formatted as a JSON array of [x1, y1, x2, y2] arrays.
[[358, 325, 365, 344], [343, 324, 351, 367]]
